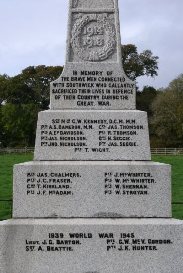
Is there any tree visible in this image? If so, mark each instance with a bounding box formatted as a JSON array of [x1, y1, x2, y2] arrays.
[[136, 86, 160, 147], [0, 74, 10, 146], [122, 44, 159, 81], [3, 76, 37, 105], [151, 74, 183, 147], [1, 103, 39, 147], [20, 65, 63, 109], [137, 86, 159, 116], [0, 74, 10, 106], [0, 66, 63, 147], [0, 107, 4, 147], [3, 65, 63, 109]]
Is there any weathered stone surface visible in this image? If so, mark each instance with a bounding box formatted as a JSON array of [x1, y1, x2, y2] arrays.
[[13, 161, 171, 218], [0, 219, 183, 273], [72, 0, 114, 9], [66, 0, 120, 66], [34, 110, 151, 161], [1, 1, 183, 273], [50, 0, 136, 110]]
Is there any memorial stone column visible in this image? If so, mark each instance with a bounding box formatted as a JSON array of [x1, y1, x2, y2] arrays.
[[0, 1, 183, 272]]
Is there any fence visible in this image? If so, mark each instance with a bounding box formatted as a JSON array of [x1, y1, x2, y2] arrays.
[[151, 148, 183, 155], [0, 147, 183, 155], [0, 147, 34, 154]]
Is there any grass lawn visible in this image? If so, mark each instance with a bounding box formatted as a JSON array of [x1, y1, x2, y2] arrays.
[[0, 153, 33, 220], [152, 155, 183, 220], [0, 154, 183, 220]]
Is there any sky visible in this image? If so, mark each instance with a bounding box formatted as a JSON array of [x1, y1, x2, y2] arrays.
[[0, 0, 183, 89]]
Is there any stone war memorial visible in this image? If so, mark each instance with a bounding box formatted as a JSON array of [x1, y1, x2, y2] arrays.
[[0, 0, 183, 272]]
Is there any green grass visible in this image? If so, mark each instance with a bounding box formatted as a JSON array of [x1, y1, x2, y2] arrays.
[[152, 155, 183, 220], [0, 153, 33, 220], [0, 154, 183, 220]]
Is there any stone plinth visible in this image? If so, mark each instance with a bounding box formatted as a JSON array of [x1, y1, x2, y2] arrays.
[[34, 110, 151, 161], [0, 219, 183, 273], [13, 161, 171, 218]]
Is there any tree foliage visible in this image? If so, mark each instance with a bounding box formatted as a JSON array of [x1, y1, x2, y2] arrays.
[[0, 74, 10, 106], [122, 44, 159, 81], [0, 66, 63, 147], [1, 103, 39, 147], [151, 74, 183, 147], [137, 86, 159, 116], [0, 107, 4, 147], [3, 65, 63, 108]]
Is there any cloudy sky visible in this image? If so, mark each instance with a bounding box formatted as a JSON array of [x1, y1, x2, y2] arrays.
[[0, 0, 182, 89]]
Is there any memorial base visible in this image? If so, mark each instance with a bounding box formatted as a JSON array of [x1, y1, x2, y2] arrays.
[[34, 110, 151, 160], [0, 219, 183, 273], [13, 161, 171, 218]]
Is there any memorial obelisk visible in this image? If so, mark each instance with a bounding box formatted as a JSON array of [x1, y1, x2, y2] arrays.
[[0, 1, 183, 272]]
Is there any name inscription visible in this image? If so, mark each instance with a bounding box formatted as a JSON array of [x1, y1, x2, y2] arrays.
[[104, 172, 156, 196], [25, 231, 173, 253], [26, 171, 157, 197], [40, 118, 144, 154]]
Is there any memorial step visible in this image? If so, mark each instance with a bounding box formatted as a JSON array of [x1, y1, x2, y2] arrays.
[[34, 110, 151, 161], [0, 219, 183, 273], [13, 161, 171, 218]]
